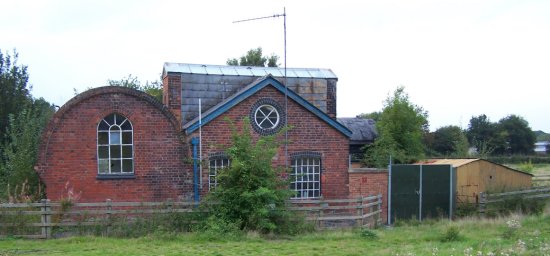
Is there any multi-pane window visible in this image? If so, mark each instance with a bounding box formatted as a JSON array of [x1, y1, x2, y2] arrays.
[[290, 153, 321, 199], [97, 113, 133, 175], [209, 154, 230, 190]]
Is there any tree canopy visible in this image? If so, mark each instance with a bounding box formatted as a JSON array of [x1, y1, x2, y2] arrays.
[[0, 50, 55, 201], [429, 125, 469, 157], [0, 50, 31, 145], [364, 86, 428, 167], [466, 114, 535, 156], [107, 74, 162, 102], [226, 47, 279, 67]]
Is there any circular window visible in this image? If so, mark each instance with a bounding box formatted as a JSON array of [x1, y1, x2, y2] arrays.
[[250, 98, 285, 135], [255, 105, 280, 129]]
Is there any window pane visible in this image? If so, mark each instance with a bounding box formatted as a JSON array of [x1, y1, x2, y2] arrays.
[[122, 159, 133, 173], [122, 145, 132, 158], [122, 132, 132, 144], [98, 120, 110, 131], [110, 131, 121, 144], [111, 160, 121, 173], [110, 145, 121, 158], [104, 114, 115, 125], [98, 160, 109, 174], [98, 132, 108, 144], [98, 146, 109, 159], [121, 121, 132, 130]]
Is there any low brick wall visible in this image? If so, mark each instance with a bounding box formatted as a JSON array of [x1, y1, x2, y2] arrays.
[[349, 168, 388, 224]]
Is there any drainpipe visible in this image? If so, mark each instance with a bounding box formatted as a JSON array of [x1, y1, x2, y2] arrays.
[[191, 137, 200, 203]]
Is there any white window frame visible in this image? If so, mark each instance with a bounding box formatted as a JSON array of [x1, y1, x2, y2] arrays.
[[290, 153, 321, 199], [254, 104, 280, 129], [97, 113, 134, 175], [208, 155, 230, 190]]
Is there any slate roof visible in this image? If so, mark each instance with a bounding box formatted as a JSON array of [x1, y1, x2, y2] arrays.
[[337, 118, 377, 144], [183, 75, 352, 137]]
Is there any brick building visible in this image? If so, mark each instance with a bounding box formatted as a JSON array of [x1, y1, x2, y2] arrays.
[[36, 63, 382, 203]]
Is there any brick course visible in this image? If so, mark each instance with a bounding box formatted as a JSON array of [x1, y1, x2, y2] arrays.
[[348, 169, 388, 223], [188, 86, 350, 199], [36, 86, 191, 202]]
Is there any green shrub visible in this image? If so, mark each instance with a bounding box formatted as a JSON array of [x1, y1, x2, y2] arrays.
[[359, 228, 378, 240], [518, 160, 534, 173], [440, 225, 462, 242], [203, 118, 305, 235]]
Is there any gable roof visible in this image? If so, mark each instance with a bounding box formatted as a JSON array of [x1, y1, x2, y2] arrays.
[[417, 158, 533, 176], [183, 75, 352, 137]]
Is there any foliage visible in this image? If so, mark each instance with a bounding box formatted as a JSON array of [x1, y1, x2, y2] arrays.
[[428, 125, 469, 157], [0, 49, 31, 146], [107, 74, 163, 102], [502, 219, 521, 239], [0, 98, 55, 201], [495, 115, 536, 155], [3, 211, 550, 255], [203, 117, 296, 235], [358, 228, 378, 240], [467, 114, 536, 156], [517, 160, 534, 173], [485, 196, 547, 217], [357, 111, 381, 122], [534, 130, 550, 142], [226, 47, 279, 67], [364, 86, 429, 167], [488, 155, 550, 164], [439, 225, 462, 242]]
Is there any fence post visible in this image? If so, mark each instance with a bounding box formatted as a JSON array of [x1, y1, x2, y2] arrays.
[[167, 198, 173, 212], [377, 194, 382, 226], [478, 192, 486, 217], [357, 196, 364, 227], [41, 199, 51, 239], [318, 200, 326, 229], [106, 199, 112, 234]]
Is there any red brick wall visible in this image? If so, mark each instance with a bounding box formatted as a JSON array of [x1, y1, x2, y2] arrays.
[[36, 87, 191, 202], [348, 169, 388, 223], [163, 73, 182, 123], [188, 86, 350, 199]]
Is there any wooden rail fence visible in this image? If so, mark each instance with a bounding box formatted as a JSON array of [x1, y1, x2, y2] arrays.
[[0, 194, 382, 239], [478, 186, 550, 215]]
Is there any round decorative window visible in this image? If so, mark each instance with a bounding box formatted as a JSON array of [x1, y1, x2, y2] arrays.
[[250, 98, 285, 135]]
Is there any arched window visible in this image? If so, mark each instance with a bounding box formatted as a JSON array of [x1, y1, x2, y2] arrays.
[[97, 113, 133, 175]]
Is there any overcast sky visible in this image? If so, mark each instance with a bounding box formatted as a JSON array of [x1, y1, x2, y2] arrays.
[[2, 0, 549, 132]]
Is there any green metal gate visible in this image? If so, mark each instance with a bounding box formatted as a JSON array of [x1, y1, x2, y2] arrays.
[[389, 164, 456, 224]]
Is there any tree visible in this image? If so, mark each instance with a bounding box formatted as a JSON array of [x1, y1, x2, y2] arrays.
[[495, 115, 535, 155], [466, 114, 502, 156], [0, 49, 32, 145], [0, 98, 55, 200], [204, 118, 295, 234], [358, 111, 381, 122], [430, 125, 469, 157], [226, 47, 279, 67], [107, 74, 162, 102], [364, 87, 429, 167]]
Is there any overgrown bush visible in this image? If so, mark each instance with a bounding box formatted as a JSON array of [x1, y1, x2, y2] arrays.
[[202, 118, 304, 235]]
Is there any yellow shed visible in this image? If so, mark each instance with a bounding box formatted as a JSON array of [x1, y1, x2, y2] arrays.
[[420, 159, 533, 204]]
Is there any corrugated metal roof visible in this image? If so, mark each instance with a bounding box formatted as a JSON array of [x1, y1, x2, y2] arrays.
[[418, 159, 479, 167], [163, 63, 338, 79]]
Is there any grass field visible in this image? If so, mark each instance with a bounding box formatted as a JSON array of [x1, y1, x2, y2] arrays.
[[1, 206, 549, 256]]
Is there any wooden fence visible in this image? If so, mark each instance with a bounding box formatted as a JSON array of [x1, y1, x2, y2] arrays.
[[0, 195, 382, 239], [533, 175, 550, 185], [478, 186, 550, 215]]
